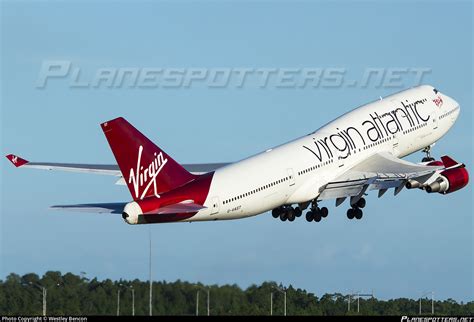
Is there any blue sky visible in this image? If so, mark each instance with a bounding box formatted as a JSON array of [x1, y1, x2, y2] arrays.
[[1, 1, 472, 302]]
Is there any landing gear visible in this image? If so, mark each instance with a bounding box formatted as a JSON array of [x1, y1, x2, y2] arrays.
[[347, 204, 363, 220], [313, 212, 322, 222], [346, 197, 365, 220], [356, 197, 366, 209], [421, 146, 435, 163], [320, 207, 329, 218], [347, 208, 355, 219], [305, 201, 329, 223], [272, 206, 298, 222], [272, 202, 328, 223]]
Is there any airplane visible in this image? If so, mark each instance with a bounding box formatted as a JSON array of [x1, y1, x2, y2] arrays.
[[5, 85, 469, 225]]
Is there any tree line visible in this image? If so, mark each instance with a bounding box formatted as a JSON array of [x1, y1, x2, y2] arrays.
[[0, 272, 472, 315]]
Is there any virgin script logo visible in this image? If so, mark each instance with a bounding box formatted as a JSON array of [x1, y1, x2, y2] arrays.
[[128, 145, 168, 200], [432, 95, 443, 107]]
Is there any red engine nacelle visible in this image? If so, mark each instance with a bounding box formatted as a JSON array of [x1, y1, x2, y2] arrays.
[[426, 167, 469, 194]]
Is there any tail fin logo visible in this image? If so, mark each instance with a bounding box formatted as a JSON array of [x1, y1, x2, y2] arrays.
[[128, 145, 168, 200]]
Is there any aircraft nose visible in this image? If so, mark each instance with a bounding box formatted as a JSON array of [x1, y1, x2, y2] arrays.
[[444, 94, 461, 121]]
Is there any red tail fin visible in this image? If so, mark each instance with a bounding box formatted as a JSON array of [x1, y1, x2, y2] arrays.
[[101, 117, 196, 200]]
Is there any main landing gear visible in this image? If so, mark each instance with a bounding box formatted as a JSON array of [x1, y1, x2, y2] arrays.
[[271, 201, 329, 223], [272, 206, 302, 222], [305, 200, 328, 223], [272, 198, 368, 222], [346, 197, 365, 220], [421, 146, 435, 163]]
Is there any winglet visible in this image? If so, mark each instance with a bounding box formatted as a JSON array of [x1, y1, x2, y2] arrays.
[[5, 154, 29, 167], [441, 155, 460, 168]]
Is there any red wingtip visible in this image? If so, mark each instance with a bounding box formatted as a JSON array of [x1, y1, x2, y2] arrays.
[[441, 155, 459, 168], [5, 154, 29, 167]]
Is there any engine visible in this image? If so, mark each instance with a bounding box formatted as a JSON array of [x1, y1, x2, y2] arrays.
[[405, 156, 469, 194], [425, 167, 469, 194], [122, 201, 143, 225]]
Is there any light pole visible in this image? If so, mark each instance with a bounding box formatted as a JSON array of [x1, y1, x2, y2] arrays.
[[29, 282, 61, 316], [270, 292, 273, 316], [207, 288, 210, 316], [196, 290, 199, 316], [193, 285, 210, 316], [130, 286, 135, 316], [42, 286, 47, 316], [149, 231, 153, 316], [419, 291, 434, 315], [29, 282, 46, 316], [347, 291, 373, 313], [273, 285, 287, 316], [117, 289, 120, 316]]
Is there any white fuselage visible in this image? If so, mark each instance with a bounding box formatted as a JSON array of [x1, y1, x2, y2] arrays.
[[190, 85, 460, 222]]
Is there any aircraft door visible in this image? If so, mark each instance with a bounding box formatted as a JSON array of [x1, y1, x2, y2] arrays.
[[210, 196, 220, 215]]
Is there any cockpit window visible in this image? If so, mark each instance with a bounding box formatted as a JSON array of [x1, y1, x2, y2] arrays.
[[433, 88, 439, 94]]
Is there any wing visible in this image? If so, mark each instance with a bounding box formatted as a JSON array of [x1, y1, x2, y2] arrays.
[[318, 152, 445, 206], [182, 162, 231, 174], [5, 154, 230, 179], [5, 154, 121, 175]]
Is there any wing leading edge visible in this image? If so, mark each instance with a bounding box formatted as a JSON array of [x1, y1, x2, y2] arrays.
[[5, 154, 230, 177]]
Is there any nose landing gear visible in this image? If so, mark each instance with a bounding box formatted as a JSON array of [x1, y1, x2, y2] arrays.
[[421, 146, 435, 163]]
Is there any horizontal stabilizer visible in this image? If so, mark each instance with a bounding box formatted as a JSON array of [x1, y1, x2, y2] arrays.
[[50, 202, 127, 214], [146, 201, 207, 215], [51, 201, 206, 216]]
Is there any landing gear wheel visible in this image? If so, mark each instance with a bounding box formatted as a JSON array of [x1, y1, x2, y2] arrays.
[[422, 157, 435, 162], [280, 212, 288, 221], [306, 211, 314, 222], [356, 198, 366, 209], [287, 208, 296, 222], [294, 207, 302, 217], [347, 208, 355, 220], [313, 213, 322, 222], [320, 207, 329, 218], [354, 208, 363, 220], [272, 209, 280, 218]]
